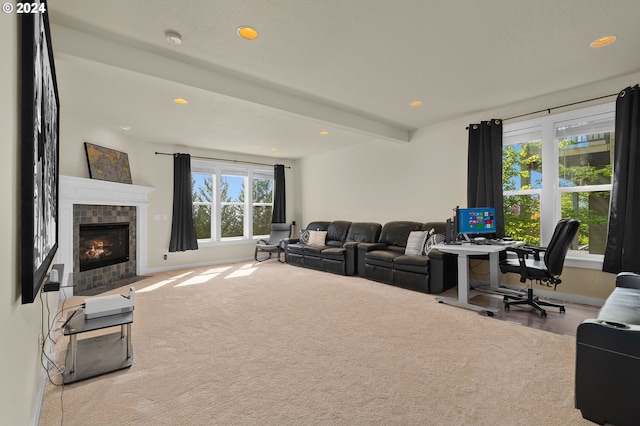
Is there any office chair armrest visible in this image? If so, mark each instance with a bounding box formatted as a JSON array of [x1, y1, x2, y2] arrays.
[[505, 246, 535, 282], [505, 246, 534, 257], [525, 245, 546, 261], [256, 238, 269, 245]]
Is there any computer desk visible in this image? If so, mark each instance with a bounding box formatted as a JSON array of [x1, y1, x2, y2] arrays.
[[432, 241, 524, 316]]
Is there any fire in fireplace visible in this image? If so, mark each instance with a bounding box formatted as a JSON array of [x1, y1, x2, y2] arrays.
[[79, 222, 130, 272]]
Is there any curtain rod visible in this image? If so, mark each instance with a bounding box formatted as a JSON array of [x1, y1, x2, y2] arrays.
[[154, 152, 291, 169], [503, 92, 618, 122]]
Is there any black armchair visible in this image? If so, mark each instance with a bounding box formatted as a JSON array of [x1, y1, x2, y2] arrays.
[[254, 223, 291, 262], [499, 218, 580, 317]]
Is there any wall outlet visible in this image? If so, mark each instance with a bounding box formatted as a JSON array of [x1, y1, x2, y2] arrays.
[[163, 254, 167, 260]]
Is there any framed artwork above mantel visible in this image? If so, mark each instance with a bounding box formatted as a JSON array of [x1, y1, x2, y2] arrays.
[[84, 142, 133, 184]]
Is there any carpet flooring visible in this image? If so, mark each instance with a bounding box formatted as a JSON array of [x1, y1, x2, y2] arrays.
[[39, 261, 592, 425]]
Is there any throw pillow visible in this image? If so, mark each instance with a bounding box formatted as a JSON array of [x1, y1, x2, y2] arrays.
[[307, 230, 327, 246], [300, 230, 310, 244], [405, 231, 428, 255], [425, 233, 446, 255]]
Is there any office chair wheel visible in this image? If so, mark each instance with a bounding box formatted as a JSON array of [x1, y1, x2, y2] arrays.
[[504, 303, 510, 311], [560, 306, 566, 313], [540, 310, 547, 318]]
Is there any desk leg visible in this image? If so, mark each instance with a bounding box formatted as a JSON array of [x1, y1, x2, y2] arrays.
[[126, 323, 132, 359], [69, 335, 77, 373], [435, 253, 499, 315], [489, 251, 500, 290]]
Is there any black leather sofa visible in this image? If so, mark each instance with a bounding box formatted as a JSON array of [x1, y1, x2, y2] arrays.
[[357, 221, 457, 294], [575, 272, 640, 425], [285, 221, 382, 276], [285, 220, 457, 294]]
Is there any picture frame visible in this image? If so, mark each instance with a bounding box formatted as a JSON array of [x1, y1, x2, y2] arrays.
[[84, 142, 133, 184], [20, 0, 60, 304]]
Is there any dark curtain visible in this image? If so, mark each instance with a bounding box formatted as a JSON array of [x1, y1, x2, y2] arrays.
[[272, 164, 286, 223], [603, 85, 640, 273], [467, 119, 505, 237], [169, 153, 198, 252]]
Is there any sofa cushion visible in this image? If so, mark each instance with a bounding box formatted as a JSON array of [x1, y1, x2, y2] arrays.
[[306, 221, 331, 231], [422, 221, 447, 235], [308, 230, 327, 246], [596, 286, 640, 326], [346, 222, 382, 243], [303, 244, 326, 255], [394, 255, 430, 274], [286, 243, 305, 254], [366, 250, 403, 267], [326, 221, 352, 242], [405, 231, 428, 255], [322, 247, 346, 260], [378, 221, 424, 248]]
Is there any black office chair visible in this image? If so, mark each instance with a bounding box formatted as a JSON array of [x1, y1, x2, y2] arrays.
[[499, 219, 580, 317], [254, 223, 291, 262]]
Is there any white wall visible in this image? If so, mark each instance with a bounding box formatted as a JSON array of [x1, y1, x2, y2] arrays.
[[0, 13, 60, 425], [57, 115, 297, 272], [297, 71, 640, 302], [298, 120, 468, 225]]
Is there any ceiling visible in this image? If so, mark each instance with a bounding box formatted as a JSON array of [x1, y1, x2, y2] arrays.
[[48, 0, 640, 160]]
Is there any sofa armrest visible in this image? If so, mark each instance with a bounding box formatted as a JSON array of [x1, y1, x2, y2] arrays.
[[427, 249, 458, 294], [356, 242, 387, 277], [357, 242, 386, 252], [343, 242, 358, 276], [616, 272, 640, 289]]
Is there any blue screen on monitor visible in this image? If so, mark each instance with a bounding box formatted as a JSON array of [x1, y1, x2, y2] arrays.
[[457, 207, 497, 235]]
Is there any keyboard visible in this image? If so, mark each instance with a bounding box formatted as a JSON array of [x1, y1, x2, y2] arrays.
[[471, 239, 515, 246]]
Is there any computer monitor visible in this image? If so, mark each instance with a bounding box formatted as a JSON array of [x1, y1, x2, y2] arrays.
[[456, 207, 497, 237]]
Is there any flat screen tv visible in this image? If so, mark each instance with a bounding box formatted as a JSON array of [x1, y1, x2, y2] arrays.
[[20, 0, 60, 304], [457, 207, 497, 236]]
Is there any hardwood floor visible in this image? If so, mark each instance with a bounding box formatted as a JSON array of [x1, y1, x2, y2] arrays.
[[438, 286, 600, 337]]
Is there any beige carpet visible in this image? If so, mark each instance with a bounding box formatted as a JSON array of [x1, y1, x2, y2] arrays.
[[39, 261, 590, 425]]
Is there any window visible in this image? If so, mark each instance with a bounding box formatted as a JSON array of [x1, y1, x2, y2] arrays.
[[502, 103, 614, 259], [191, 160, 274, 242]]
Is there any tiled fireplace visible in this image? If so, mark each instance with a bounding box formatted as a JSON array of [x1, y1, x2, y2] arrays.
[[72, 204, 137, 294], [59, 175, 153, 296]]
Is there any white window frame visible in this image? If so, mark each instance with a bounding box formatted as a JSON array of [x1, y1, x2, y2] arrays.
[[503, 102, 615, 269], [191, 159, 274, 245]]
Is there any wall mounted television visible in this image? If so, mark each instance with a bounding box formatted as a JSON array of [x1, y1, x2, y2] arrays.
[[456, 207, 497, 237], [20, 0, 60, 304]]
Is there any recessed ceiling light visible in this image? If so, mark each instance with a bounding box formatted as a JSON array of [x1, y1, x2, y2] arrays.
[[270, 148, 278, 151], [173, 98, 189, 105], [165, 30, 182, 45], [410, 100, 423, 107], [319, 131, 329, 135], [590, 35, 616, 48], [119, 125, 131, 131], [237, 26, 258, 40]]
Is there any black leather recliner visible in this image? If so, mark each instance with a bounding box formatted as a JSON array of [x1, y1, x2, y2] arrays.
[[285, 221, 382, 275], [358, 221, 457, 294], [575, 272, 640, 426]]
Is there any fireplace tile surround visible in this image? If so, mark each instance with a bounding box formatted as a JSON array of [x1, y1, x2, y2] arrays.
[[73, 205, 137, 294], [59, 175, 153, 297]]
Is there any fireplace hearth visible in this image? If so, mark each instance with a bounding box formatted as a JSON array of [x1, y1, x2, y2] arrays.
[[79, 223, 130, 272]]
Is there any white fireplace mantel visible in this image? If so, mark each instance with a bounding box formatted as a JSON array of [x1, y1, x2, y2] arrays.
[[59, 175, 154, 284]]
